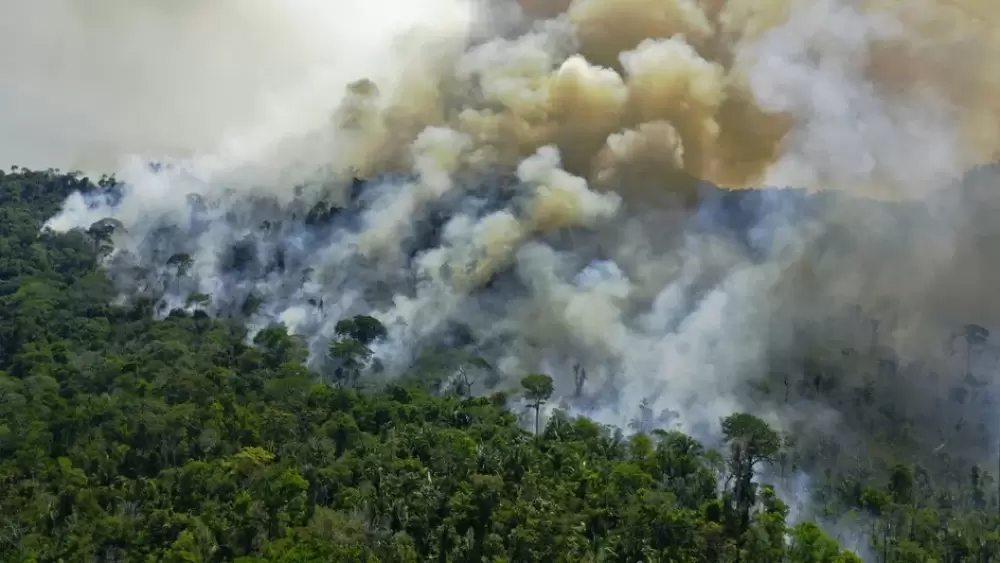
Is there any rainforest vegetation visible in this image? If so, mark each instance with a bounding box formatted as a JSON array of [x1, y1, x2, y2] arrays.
[[2, 168, 999, 562]]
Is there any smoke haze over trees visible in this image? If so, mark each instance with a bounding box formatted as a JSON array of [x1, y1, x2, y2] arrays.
[[6, 0, 1000, 560]]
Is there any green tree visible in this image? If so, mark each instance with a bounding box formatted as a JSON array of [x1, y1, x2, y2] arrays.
[[788, 522, 857, 563], [721, 413, 782, 537], [327, 314, 387, 389], [167, 252, 195, 293], [85, 217, 122, 258], [186, 292, 211, 312], [520, 373, 554, 436]]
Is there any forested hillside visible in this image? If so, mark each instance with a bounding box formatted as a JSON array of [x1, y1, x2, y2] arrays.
[[0, 167, 998, 562]]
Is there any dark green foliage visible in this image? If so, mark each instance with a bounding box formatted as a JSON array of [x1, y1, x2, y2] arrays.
[[335, 315, 388, 346], [327, 315, 387, 390], [0, 169, 996, 562]]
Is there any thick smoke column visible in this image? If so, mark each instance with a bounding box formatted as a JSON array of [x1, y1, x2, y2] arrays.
[[32, 0, 1000, 482]]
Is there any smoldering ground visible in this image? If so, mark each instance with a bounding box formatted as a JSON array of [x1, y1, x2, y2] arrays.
[[19, 0, 1000, 529]]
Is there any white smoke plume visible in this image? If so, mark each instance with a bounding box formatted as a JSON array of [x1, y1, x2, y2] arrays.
[[0, 0, 474, 172], [16, 0, 1000, 525]]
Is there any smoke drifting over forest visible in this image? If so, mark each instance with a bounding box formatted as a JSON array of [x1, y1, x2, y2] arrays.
[[13, 0, 1000, 463]]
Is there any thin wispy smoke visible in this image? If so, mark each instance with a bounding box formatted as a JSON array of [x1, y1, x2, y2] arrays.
[[0, 0, 474, 172], [23, 0, 1000, 528]]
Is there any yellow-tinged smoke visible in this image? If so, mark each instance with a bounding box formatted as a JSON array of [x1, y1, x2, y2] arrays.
[[331, 0, 1000, 205], [413, 146, 621, 292]]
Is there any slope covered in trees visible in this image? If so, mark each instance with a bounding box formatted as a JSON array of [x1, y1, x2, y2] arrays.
[[1, 168, 999, 562]]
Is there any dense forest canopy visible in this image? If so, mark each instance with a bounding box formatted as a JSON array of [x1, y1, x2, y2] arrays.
[[3, 167, 1000, 562]]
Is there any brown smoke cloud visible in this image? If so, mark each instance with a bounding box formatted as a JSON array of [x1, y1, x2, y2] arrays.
[[331, 0, 1000, 205]]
